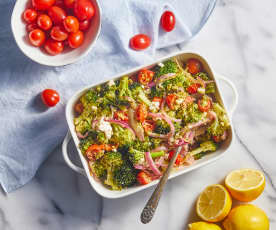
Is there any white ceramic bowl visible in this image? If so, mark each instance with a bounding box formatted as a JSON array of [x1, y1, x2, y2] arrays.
[[62, 51, 239, 199], [11, 0, 101, 66]]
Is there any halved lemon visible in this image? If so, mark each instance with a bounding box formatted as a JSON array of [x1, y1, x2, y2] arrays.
[[196, 184, 232, 222], [188, 221, 222, 230], [225, 168, 265, 202]]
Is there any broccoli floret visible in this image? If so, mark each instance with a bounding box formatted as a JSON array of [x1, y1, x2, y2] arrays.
[[190, 141, 217, 156], [79, 132, 97, 154], [129, 84, 152, 107], [105, 168, 122, 190], [97, 131, 108, 144], [162, 73, 190, 92], [128, 148, 145, 165], [129, 82, 141, 91], [150, 137, 162, 149], [154, 60, 179, 79], [154, 119, 170, 134], [90, 160, 107, 178], [132, 136, 152, 152], [176, 103, 204, 124], [84, 90, 99, 104], [100, 151, 123, 169], [196, 72, 209, 80], [74, 116, 92, 134], [207, 103, 230, 136], [206, 83, 216, 94], [150, 86, 165, 98], [110, 124, 135, 147], [118, 76, 132, 99], [113, 162, 137, 188]]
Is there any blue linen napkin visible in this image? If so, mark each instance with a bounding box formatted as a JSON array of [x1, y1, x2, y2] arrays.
[[0, 0, 216, 193]]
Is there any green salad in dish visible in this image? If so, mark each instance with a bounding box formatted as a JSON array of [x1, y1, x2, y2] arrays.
[[73, 58, 230, 190]]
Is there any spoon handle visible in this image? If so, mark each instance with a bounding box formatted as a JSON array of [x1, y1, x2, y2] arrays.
[[140, 146, 182, 224]]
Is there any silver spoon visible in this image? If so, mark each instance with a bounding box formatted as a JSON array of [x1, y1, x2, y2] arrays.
[[140, 146, 182, 224]]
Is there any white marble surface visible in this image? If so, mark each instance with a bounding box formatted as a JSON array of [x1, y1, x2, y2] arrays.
[[1, 0, 276, 229]]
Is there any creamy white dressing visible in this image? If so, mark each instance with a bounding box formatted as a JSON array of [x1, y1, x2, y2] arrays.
[[97, 118, 113, 139]]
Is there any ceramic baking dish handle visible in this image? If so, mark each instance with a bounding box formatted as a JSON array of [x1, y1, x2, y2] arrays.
[[215, 73, 239, 118], [62, 131, 86, 176]]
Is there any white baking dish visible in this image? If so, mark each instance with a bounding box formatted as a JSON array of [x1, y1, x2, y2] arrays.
[[62, 51, 238, 199]]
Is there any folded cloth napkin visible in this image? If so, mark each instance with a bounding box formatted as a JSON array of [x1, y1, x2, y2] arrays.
[[0, 0, 216, 193]]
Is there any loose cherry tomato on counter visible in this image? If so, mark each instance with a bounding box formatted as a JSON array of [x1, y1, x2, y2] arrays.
[[161, 11, 175, 32], [137, 171, 152, 185], [41, 89, 60, 107], [187, 58, 202, 75], [136, 104, 148, 123], [26, 23, 38, 32], [74, 102, 84, 114], [32, 0, 55, 10], [142, 120, 155, 133], [130, 34, 151, 50], [48, 6, 66, 25], [138, 69, 154, 85], [187, 83, 201, 94], [79, 19, 90, 31], [44, 39, 64, 55], [74, 0, 95, 21], [23, 9, 38, 23], [63, 16, 79, 33], [50, 26, 68, 41], [29, 29, 45, 46], [168, 150, 183, 166], [37, 14, 52, 30], [114, 111, 129, 122], [166, 94, 177, 110], [64, 0, 75, 8], [68, 30, 84, 48], [198, 98, 211, 112]]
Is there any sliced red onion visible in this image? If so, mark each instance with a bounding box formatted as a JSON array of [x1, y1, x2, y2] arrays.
[[161, 113, 175, 138], [145, 151, 161, 176], [195, 76, 206, 88], [76, 132, 88, 139], [221, 130, 228, 141], [128, 109, 144, 141], [105, 119, 136, 137], [207, 111, 217, 121], [91, 120, 98, 129], [147, 132, 169, 139], [179, 144, 189, 157], [154, 156, 166, 168], [134, 164, 147, 170], [160, 97, 166, 111], [169, 116, 181, 123], [187, 119, 209, 129], [172, 138, 188, 147]]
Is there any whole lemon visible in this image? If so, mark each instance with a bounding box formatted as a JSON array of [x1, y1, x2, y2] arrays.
[[188, 222, 222, 230], [223, 204, 269, 230]]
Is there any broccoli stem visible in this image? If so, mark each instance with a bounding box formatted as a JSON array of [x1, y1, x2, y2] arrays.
[[150, 151, 165, 159]]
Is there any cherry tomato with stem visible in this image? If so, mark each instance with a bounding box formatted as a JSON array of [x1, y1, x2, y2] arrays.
[[161, 11, 175, 32], [44, 39, 64, 55], [187, 83, 201, 94], [79, 19, 90, 31], [74, 0, 95, 21], [63, 16, 79, 33], [137, 171, 152, 185], [48, 6, 66, 25], [138, 69, 154, 85], [198, 98, 211, 112], [23, 9, 38, 23], [166, 94, 177, 110], [26, 23, 38, 32], [130, 34, 151, 50], [32, 0, 55, 10], [64, 0, 75, 8], [68, 30, 84, 48], [50, 26, 68, 41], [136, 104, 148, 123], [37, 14, 52, 30], [41, 89, 60, 107], [187, 58, 202, 75], [29, 29, 45, 46]]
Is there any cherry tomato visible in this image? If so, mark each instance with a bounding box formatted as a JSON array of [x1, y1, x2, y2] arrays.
[[137, 171, 152, 185], [55, 0, 64, 7], [79, 19, 90, 31], [114, 111, 128, 122], [198, 98, 211, 112], [168, 150, 183, 166], [29, 29, 45, 46], [41, 89, 60, 107], [130, 34, 151, 50], [32, 0, 55, 10], [138, 69, 154, 85], [136, 104, 148, 123], [166, 94, 177, 109], [213, 136, 221, 143], [37, 14, 52, 30], [187, 83, 201, 94], [50, 26, 68, 41], [68, 30, 84, 48], [187, 58, 202, 75], [64, 0, 75, 8], [74, 102, 83, 114], [48, 6, 66, 25], [74, 0, 95, 21], [63, 16, 79, 33], [44, 39, 64, 55], [23, 9, 38, 23], [26, 23, 38, 32], [142, 120, 154, 133], [161, 11, 175, 32]]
